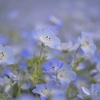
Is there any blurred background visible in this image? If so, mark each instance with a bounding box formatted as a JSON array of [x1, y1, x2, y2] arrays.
[[0, 0, 100, 53]]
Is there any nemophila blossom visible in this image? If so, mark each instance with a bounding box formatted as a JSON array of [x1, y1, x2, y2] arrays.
[[77, 83, 100, 100], [37, 28, 61, 49], [32, 81, 60, 100], [0, 76, 10, 86], [77, 87, 90, 99], [0, 76, 11, 93], [16, 94, 37, 100], [0, 44, 15, 65], [78, 32, 97, 54], [51, 90, 66, 100], [5, 69, 19, 81], [21, 82, 33, 90], [43, 59, 76, 86], [56, 41, 72, 52], [20, 49, 33, 59], [46, 24, 60, 35], [43, 58, 63, 75], [48, 15, 63, 27], [57, 65, 76, 86]]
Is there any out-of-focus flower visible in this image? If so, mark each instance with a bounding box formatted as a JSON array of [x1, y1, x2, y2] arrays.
[[43, 58, 76, 86], [48, 15, 63, 27], [46, 24, 60, 35], [19, 60, 27, 71], [78, 32, 97, 54], [0, 44, 15, 65], [90, 83, 100, 100], [32, 81, 60, 100], [77, 87, 90, 99], [0, 76, 11, 93], [57, 65, 76, 86], [90, 69, 97, 76], [73, 76, 89, 90], [43, 58, 63, 74], [37, 28, 61, 49], [77, 83, 100, 100], [0, 76, 10, 86], [0, 34, 10, 45], [16, 94, 37, 100], [21, 82, 33, 90], [76, 63, 86, 71], [20, 49, 33, 59], [56, 41, 72, 52], [51, 90, 66, 100], [5, 69, 19, 81]]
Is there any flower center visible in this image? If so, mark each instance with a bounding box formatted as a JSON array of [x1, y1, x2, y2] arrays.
[[57, 69, 67, 79], [51, 66, 55, 71], [82, 40, 89, 47], [44, 36, 51, 42], [41, 87, 52, 96], [93, 90, 100, 97]]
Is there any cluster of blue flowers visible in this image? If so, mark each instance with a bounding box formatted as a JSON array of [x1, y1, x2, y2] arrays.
[[0, 28, 98, 100]]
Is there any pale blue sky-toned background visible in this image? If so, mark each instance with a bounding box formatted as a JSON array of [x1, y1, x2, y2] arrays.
[[0, 0, 100, 51]]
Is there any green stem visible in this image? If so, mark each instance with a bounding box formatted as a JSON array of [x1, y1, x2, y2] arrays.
[[39, 44, 44, 59], [2, 96, 7, 100], [74, 44, 81, 62], [18, 84, 21, 96], [73, 45, 81, 70]]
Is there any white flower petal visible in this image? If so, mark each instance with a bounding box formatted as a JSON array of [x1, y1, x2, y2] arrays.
[[82, 87, 90, 96]]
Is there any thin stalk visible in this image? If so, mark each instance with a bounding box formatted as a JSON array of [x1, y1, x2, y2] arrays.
[[73, 45, 81, 70], [74, 45, 81, 62], [18, 84, 21, 96], [39, 44, 44, 59]]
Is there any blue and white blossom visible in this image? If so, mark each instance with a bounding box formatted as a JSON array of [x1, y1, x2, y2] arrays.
[[16, 94, 36, 100], [0, 44, 15, 65], [0, 76, 11, 86], [43, 58, 76, 86], [43, 58, 63, 75], [32, 81, 61, 100], [78, 32, 97, 54], [5, 69, 19, 81], [57, 65, 76, 86], [56, 41, 72, 51], [77, 83, 100, 100], [37, 28, 61, 49]]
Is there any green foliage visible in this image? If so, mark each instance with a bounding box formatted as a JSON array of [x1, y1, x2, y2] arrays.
[[27, 55, 47, 86], [73, 57, 85, 72], [66, 82, 78, 100]]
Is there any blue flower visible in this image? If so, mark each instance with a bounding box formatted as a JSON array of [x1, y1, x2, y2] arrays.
[[5, 69, 19, 81], [20, 49, 33, 59], [32, 81, 60, 100], [51, 90, 66, 100], [16, 94, 36, 100], [57, 65, 76, 86], [37, 28, 61, 49], [43, 59, 76, 86], [77, 87, 90, 99], [0, 76, 11, 86], [78, 32, 97, 54], [56, 41, 72, 52], [77, 83, 100, 100], [43, 58, 63, 74], [0, 44, 15, 65], [90, 83, 100, 100]]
